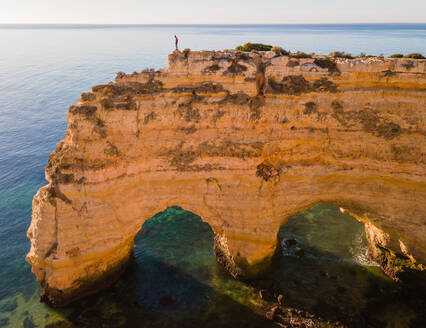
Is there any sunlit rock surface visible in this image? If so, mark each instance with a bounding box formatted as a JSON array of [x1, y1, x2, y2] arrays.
[[27, 50, 426, 307]]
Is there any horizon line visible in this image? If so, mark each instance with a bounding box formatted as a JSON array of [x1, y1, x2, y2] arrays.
[[1, 22, 426, 26]]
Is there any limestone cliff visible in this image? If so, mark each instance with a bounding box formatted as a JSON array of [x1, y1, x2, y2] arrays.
[[27, 50, 426, 307]]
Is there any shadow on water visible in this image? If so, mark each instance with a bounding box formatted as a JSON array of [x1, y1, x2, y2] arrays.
[[254, 250, 421, 327], [40, 206, 273, 328], [249, 205, 426, 328], [1, 205, 425, 328], [46, 256, 272, 328]]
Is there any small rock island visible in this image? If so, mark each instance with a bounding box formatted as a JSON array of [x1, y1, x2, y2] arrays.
[[26, 49, 425, 307]]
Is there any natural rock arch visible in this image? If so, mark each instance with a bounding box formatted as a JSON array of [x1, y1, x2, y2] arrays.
[[27, 50, 426, 307]]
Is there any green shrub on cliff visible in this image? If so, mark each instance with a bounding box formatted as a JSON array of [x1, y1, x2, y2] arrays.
[[403, 53, 425, 59], [389, 53, 424, 59], [236, 43, 273, 52]]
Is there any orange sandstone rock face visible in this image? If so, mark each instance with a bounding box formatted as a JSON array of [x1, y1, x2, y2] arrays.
[[27, 50, 426, 307]]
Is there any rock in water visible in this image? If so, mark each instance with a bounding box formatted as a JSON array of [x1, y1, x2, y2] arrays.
[[285, 238, 297, 246], [265, 306, 280, 320]]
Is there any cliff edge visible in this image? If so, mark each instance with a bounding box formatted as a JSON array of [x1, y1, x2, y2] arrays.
[[27, 49, 426, 307]]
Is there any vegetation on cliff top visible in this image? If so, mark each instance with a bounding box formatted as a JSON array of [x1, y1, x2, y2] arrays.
[[389, 53, 425, 59], [235, 43, 425, 60], [403, 53, 425, 59], [236, 43, 273, 52]]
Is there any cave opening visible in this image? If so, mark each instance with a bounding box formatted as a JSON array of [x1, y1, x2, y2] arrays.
[[256, 204, 420, 327], [120, 206, 272, 327], [131, 206, 216, 313]]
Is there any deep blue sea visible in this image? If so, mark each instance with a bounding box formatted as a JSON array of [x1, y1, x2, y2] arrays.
[[0, 24, 425, 327]]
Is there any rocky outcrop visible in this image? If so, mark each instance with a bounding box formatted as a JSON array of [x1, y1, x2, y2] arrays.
[[27, 49, 426, 307]]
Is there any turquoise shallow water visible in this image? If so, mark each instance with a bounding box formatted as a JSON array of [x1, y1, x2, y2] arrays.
[[0, 24, 426, 327]]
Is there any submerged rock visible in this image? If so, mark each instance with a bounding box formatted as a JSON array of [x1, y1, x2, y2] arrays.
[[23, 316, 36, 328], [0, 299, 17, 312], [295, 249, 305, 258], [160, 296, 176, 306]]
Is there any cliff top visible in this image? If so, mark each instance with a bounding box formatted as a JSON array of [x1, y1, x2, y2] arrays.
[[114, 49, 425, 83]]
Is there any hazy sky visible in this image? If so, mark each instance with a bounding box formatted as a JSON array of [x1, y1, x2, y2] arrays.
[[1, 0, 425, 24]]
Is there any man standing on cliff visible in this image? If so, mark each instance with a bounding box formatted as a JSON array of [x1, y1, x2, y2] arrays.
[[174, 35, 179, 51]]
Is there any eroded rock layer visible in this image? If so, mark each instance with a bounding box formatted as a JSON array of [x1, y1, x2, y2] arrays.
[[27, 50, 426, 307]]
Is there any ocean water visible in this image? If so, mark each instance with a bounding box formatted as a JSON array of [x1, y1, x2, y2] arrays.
[[0, 24, 425, 327]]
